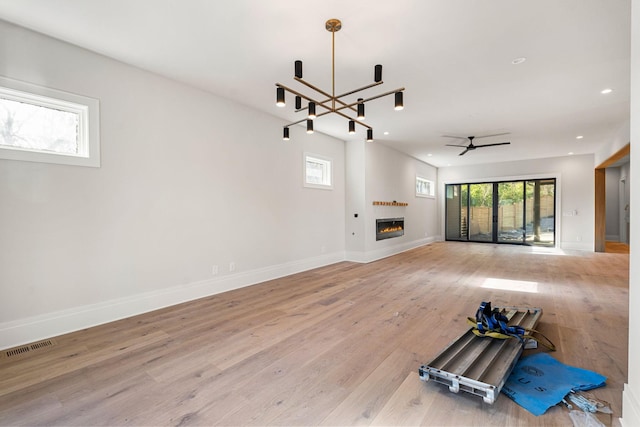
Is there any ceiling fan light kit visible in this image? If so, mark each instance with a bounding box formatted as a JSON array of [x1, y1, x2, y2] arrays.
[[276, 19, 405, 142]]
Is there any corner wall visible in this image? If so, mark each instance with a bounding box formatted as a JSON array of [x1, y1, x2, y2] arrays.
[[622, 0, 640, 424], [346, 142, 439, 262], [0, 20, 346, 349]]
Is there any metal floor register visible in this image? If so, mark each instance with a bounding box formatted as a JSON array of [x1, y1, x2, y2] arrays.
[[418, 306, 543, 404]]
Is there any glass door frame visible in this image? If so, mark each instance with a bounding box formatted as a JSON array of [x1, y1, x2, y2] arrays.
[[445, 178, 556, 247]]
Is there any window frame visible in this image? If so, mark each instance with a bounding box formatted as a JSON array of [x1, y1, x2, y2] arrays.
[[303, 152, 333, 190], [0, 76, 100, 168], [416, 175, 435, 198]]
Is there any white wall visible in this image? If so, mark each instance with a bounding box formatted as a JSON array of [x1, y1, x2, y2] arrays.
[[345, 140, 367, 254], [438, 154, 595, 251], [0, 21, 347, 349], [622, 1, 640, 424]]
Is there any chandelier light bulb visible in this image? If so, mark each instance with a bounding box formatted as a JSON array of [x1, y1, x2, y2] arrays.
[[276, 87, 285, 107], [357, 98, 365, 120], [395, 92, 404, 110]]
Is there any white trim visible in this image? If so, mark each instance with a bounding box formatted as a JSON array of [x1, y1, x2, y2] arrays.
[[346, 236, 439, 263], [416, 175, 435, 198], [0, 235, 448, 350], [622, 383, 640, 427], [304, 152, 333, 189], [559, 241, 593, 251], [0, 251, 345, 350], [0, 75, 100, 168]]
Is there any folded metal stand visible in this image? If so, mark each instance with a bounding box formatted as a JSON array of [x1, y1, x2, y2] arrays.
[[418, 306, 543, 404]]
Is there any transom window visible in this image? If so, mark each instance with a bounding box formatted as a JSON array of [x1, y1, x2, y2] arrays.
[[0, 76, 100, 167], [416, 176, 435, 197], [304, 153, 333, 189]]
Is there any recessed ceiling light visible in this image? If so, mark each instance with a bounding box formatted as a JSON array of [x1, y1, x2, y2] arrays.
[[427, 153, 433, 157], [576, 135, 584, 140], [601, 88, 613, 94], [383, 131, 389, 135], [511, 57, 526, 65], [568, 152, 574, 155]]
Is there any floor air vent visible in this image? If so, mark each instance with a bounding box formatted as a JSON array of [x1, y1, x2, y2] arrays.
[[2, 339, 56, 360]]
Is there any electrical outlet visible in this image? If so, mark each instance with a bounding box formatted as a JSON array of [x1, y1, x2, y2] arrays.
[[212, 265, 219, 275], [229, 262, 235, 272]]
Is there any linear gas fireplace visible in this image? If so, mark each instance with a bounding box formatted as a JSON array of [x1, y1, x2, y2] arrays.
[[376, 217, 405, 241]]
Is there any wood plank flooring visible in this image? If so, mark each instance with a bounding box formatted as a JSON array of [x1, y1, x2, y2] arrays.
[[0, 242, 629, 426], [606, 241, 630, 254]]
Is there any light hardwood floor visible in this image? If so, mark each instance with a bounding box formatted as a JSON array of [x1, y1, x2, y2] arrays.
[[0, 242, 629, 426]]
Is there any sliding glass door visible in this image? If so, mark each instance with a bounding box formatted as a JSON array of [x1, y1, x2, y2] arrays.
[[524, 179, 556, 246], [445, 178, 555, 246], [497, 181, 525, 243], [445, 184, 468, 241], [469, 183, 493, 242]]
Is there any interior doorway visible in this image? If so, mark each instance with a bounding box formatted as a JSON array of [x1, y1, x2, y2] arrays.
[[594, 143, 630, 253]]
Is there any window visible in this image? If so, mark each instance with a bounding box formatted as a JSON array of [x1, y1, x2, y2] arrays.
[[444, 178, 556, 247], [304, 153, 333, 189], [416, 176, 434, 198], [0, 76, 100, 167]]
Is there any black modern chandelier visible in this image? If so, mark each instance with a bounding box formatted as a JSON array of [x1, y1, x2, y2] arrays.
[[276, 19, 405, 142]]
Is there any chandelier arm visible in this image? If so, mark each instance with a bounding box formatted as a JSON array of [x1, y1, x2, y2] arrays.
[[283, 109, 335, 128], [329, 87, 404, 113], [283, 109, 370, 130], [333, 81, 384, 99], [277, 83, 344, 115], [293, 77, 355, 113], [332, 110, 372, 129], [293, 77, 333, 102], [276, 83, 325, 106], [357, 87, 406, 104], [311, 81, 385, 113]]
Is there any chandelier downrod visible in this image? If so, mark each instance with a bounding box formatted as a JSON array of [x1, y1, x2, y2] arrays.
[[276, 19, 404, 141]]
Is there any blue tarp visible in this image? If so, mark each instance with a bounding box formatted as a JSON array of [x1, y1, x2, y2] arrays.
[[502, 353, 606, 416]]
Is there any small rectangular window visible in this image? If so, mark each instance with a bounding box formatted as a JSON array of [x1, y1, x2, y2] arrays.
[[304, 153, 333, 189], [416, 176, 435, 198], [0, 76, 100, 167]]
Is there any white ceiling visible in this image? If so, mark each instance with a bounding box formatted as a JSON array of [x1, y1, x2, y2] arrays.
[[0, 0, 631, 167]]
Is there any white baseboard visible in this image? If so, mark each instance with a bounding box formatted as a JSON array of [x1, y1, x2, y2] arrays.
[[622, 383, 640, 427], [0, 251, 345, 351], [346, 236, 439, 263], [560, 241, 594, 251]]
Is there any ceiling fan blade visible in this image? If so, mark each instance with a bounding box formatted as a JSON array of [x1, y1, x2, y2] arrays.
[[446, 144, 467, 147], [474, 132, 511, 140], [459, 148, 470, 156], [475, 142, 511, 148], [442, 135, 470, 141]]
